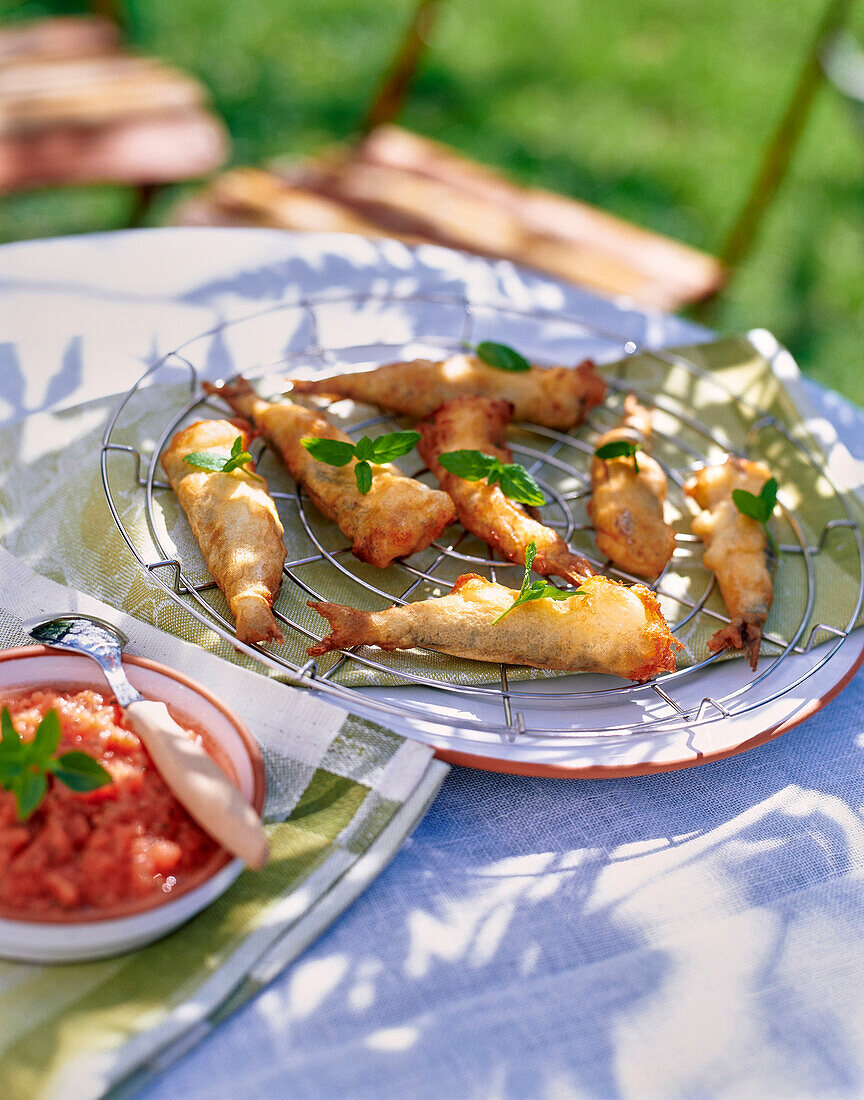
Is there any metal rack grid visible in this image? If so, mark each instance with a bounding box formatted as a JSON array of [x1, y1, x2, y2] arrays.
[[100, 290, 864, 744]]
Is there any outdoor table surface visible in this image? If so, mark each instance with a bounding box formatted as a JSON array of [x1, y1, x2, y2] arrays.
[[4, 229, 864, 1099]]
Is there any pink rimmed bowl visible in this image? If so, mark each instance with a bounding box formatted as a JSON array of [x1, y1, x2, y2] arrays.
[[0, 646, 265, 963]]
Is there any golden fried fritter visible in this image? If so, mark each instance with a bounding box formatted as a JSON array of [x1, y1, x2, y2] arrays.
[[684, 455, 775, 669], [589, 395, 676, 577], [203, 378, 456, 568], [287, 353, 607, 430], [308, 572, 681, 682], [161, 420, 286, 645], [417, 395, 594, 584]]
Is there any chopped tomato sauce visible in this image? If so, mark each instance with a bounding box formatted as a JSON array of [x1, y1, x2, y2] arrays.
[[0, 688, 226, 918]]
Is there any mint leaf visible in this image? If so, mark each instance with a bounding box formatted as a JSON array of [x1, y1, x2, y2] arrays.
[[369, 430, 421, 464], [0, 757, 24, 785], [438, 450, 497, 481], [493, 540, 584, 622], [355, 460, 373, 495], [31, 709, 61, 760], [510, 539, 537, 606], [470, 341, 531, 373], [0, 708, 111, 819], [519, 540, 538, 595], [50, 751, 112, 792], [353, 436, 375, 462], [304, 430, 420, 494], [304, 431, 421, 471], [497, 463, 545, 506], [13, 770, 47, 820], [183, 436, 263, 482], [222, 448, 257, 474], [732, 487, 770, 524], [595, 439, 641, 474], [733, 477, 780, 555], [438, 450, 545, 506], [301, 437, 356, 466], [183, 451, 229, 472], [495, 580, 585, 622], [0, 709, 26, 787], [0, 707, 22, 757], [760, 476, 778, 510]]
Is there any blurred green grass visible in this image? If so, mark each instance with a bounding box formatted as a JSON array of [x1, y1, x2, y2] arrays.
[[3, 0, 864, 402]]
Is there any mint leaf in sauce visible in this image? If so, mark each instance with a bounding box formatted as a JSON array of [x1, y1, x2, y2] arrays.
[[0, 707, 111, 820]]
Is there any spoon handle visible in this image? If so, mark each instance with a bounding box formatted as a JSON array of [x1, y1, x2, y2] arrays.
[[124, 700, 268, 871]]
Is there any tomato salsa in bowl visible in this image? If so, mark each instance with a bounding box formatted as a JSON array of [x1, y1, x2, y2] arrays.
[[0, 647, 265, 962]]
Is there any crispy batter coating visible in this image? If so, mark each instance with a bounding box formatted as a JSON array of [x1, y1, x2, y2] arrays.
[[161, 420, 286, 645], [589, 395, 676, 577], [308, 572, 681, 682], [417, 395, 594, 584], [684, 455, 775, 669], [203, 378, 456, 569], [287, 353, 607, 430]]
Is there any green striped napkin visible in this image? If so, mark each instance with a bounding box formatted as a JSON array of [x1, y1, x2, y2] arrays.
[[0, 550, 448, 1100]]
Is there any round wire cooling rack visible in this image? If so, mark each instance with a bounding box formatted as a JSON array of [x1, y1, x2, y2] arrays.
[[100, 289, 864, 748]]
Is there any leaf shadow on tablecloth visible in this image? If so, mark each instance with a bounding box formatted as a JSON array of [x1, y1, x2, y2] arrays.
[[138, 672, 864, 1100], [0, 336, 84, 426]]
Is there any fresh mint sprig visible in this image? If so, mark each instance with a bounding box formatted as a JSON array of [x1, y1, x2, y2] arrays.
[[438, 450, 545, 506], [463, 340, 531, 373], [493, 542, 586, 623], [594, 439, 641, 474], [732, 476, 780, 556], [183, 435, 263, 482], [301, 430, 421, 495], [0, 707, 111, 820]]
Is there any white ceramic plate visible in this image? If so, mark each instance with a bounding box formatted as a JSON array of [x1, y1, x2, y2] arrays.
[[350, 629, 864, 776]]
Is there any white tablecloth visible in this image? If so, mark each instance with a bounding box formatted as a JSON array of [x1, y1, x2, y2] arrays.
[[3, 229, 864, 1099]]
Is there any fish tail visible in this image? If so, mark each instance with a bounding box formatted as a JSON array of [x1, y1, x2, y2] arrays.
[[202, 376, 261, 419], [621, 394, 653, 441], [562, 552, 596, 584], [307, 601, 378, 655], [234, 594, 284, 646], [284, 377, 332, 396], [708, 615, 765, 670], [535, 549, 595, 585], [575, 359, 608, 415]]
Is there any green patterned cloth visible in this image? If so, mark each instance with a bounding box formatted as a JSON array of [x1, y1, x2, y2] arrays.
[[0, 551, 448, 1100], [0, 334, 861, 691]]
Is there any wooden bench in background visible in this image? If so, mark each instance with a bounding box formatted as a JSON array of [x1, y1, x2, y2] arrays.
[[176, 124, 726, 312], [173, 0, 852, 315], [0, 15, 227, 214], [6, 1, 840, 312]]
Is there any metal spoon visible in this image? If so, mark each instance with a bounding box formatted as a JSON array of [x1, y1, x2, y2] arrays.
[[25, 613, 268, 870]]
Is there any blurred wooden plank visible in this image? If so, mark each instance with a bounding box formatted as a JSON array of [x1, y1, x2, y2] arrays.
[[287, 152, 526, 252], [175, 167, 421, 239], [0, 109, 227, 193], [0, 57, 206, 135], [352, 126, 726, 308], [0, 16, 120, 65], [0, 14, 228, 204]]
